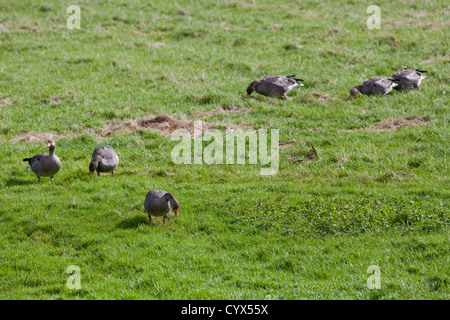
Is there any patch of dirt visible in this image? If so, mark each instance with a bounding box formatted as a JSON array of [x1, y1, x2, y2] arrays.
[[367, 116, 432, 132], [343, 116, 433, 133], [235, 0, 256, 9], [386, 20, 406, 27], [386, 19, 450, 29], [0, 99, 13, 107], [318, 28, 339, 39], [0, 24, 9, 33], [279, 140, 297, 150], [188, 105, 252, 117], [423, 21, 450, 29], [11, 108, 254, 142], [146, 42, 165, 48], [312, 92, 337, 103], [10, 133, 64, 143], [52, 14, 69, 21], [220, 22, 250, 31], [268, 24, 283, 30], [387, 35, 400, 46], [420, 55, 450, 64], [100, 115, 214, 138]]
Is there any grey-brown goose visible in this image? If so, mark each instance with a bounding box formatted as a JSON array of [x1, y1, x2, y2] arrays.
[[350, 77, 398, 99], [23, 139, 61, 182], [89, 145, 119, 176], [144, 190, 179, 225], [246, 74, 304, 99], [391, 67, 426, 91]]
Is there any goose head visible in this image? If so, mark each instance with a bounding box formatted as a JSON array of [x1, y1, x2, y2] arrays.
[[349, 85, 361, 99], [165, 193, 179, 216], [89, 155, 102, 175], [246, 80, 259, 96], [47, 139, 56, 153]]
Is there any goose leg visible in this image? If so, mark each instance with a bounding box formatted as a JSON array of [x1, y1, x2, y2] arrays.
[[111, 170, 114, 177], [163, 216, 167, 225], [97, 171, 100, 177], [148, 216, 152, 224], [50, 176, 53, 182], [38, 177, 41, 183]]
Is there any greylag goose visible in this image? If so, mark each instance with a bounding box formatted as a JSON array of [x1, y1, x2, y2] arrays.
[[391, 67, 426, 91], [144, 190, 179, 225], [350, 77, 398, 99], [246, 74, 304, 99], [89, 145, 119, 176], [23, 139, 61, 182]]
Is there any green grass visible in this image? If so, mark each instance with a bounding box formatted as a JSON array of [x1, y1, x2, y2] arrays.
[[0, 0, 449, 299]]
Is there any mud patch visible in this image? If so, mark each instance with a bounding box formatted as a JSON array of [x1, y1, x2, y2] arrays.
[[420, 55, 450, 65], [10, 133, 64, 143], [312, 92, 337, 103], [11, 109, 254, 142], [343, 116, 432, 133], [0, 99, 13, 107], [0, 24, 9, 33], [235, 0, 256, 9], [367, 116, 432, 132], [146, 42, 165, 48], [188, 105, 252, 117], [100, 115, 214, 138], [318, 28, 339, 39], [279, 139, 297, 150]]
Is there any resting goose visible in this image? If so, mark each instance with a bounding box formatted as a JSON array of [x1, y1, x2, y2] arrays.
[[23, 139, 61, 182], [144, 190, 179, 225], [246, 74, 304, 99], [391, 67, 426, 91], [350, 77, 398, 99], [89, 145, 119, 176]]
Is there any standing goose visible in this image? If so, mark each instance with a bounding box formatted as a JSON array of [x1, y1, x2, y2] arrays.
[[23, 139, 61, 183], [350, 77, 398, 99], [246, 74, 304, 99], [391, 67, 426, 91], [89, 145, 119, 176], [144, 190, 179, 225]]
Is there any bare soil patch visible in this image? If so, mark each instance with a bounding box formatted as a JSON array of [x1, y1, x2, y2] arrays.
[[10, 107, 254, 142], [312, 92, 338, 103], [188, 105, 252, 117], [343, 116, 433, 133], [10, 133, 65, 143], [279, 139, 297, 150], [100, 115, 214, 138], [367, 116, 432, 132]]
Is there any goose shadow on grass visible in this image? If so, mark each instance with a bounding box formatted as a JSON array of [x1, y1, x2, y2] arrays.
[[5, 178, 36, 186], [116, 215, 149, 229]]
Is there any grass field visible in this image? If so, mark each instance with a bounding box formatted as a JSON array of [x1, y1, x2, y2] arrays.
[[0, 0, 449, 299]]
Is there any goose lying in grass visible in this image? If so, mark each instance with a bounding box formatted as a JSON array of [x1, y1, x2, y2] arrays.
[[144, 190, 179, 225], [23, 139, 61, 183], [89, 145, 119, 177], [350, 77, 398, 99], [391, 67, 426, 91], [246, 74, 304, 99]]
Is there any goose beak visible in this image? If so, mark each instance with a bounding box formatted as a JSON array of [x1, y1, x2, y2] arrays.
[[89, 171, 94, 176], [47, 142, 52, 147], [173, 209, 178, 217]]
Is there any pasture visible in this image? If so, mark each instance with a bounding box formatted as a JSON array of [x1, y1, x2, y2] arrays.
[[0, 0, 448, 299]]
